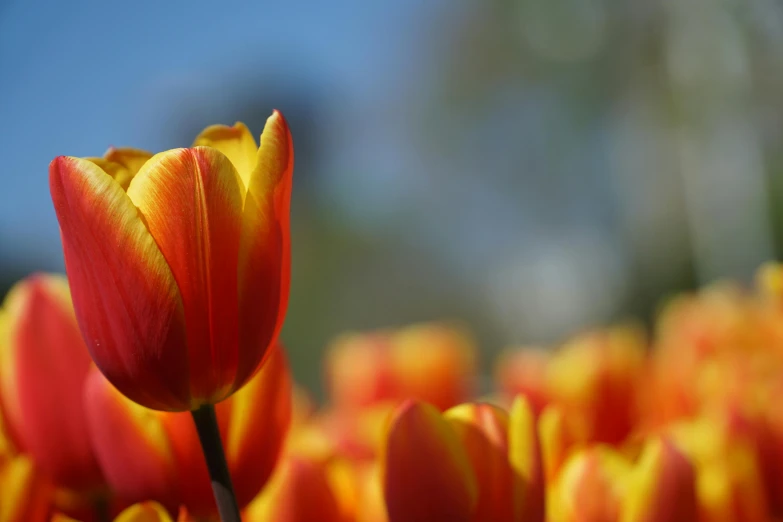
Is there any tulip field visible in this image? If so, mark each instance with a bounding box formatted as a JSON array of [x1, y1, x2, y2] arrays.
[[3, 111, 783, 522]]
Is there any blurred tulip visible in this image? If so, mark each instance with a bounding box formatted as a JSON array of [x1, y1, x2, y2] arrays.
[[498, 327, 646, 446], [49, 111, 293, 411], [325, 323, 476, 412], [622, 438, 697, 522], [0, 454, 51, 522], [84, 344, 291, 518], [382, 400, 477, 522], [549, 446, 629, 522], [495, 348, 550, 416], [549, 437, 696, 522], [244, 455, 348, 522], [0, 274, 103, 493], [382, 398, 543, 522]]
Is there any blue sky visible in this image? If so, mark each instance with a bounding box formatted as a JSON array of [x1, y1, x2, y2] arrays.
[[0, 0, 458, 269]]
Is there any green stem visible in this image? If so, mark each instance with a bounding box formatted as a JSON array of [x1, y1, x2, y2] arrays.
[[191, 404, 241, 522]]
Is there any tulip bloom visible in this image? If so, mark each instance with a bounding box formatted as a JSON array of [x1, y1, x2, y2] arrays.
[[49, 112, 293, 411], [548, 439, 696, 522], [83, 344, 291, 518], [382, 397, 543, 522], [0, 274, 103, 492], [498, 327, 646, 446], [325, 323, 476, 412]]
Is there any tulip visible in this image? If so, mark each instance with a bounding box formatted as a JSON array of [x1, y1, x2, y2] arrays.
[[243, 456, 348, 522], [495, 348, 550, 416], [382, 400, 477, 522], [0, 274, 104, 493], [549, 438, 696, 522], [0, 454, 51, 522], [83, 344, 291, 518], [49, 111, 293, 412], [382, 398, 543, 522], [325, 323, 476, 412], [668, 415, 770, 522], [499, 327, 646, 446]]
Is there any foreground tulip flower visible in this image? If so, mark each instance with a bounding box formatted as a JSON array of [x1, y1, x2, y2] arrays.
[[50, 112, 293, 521], [83, 344, 291, 518], [0, 275, 104, 495], [49, 111, 293, 412]]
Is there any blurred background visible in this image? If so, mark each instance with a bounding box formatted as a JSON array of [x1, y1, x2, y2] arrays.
[[3, 0, 783, 392]]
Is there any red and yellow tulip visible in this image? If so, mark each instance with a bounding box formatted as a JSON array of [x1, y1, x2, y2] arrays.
[[0, 274, 104, 497], [49, 112, 293, 411], [547, 438, 696, 522], [381, 397, 543, 522], [325, 323, 476, 412]]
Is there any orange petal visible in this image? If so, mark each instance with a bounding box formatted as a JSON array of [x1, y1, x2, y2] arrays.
[[49, 156, 189, 411], [83, 368, 177, 511], [221, 343, 292, 506], [127, 147, 245, 404], [445, 403, 515, 522], [244, 456, 345, 522], [508, 396, 545, 522], [623, 437, 697, 522], [0, 455, 51, 522], [382, 400, 477, 522], [0, 275, 103, 490], [234, 110, 294, 390], [192, 122, 258, 187]]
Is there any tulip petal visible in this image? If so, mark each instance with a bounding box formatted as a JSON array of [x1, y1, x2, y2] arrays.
[[83, 368, 177, 510], [445, 403, 515, 522], [127, 147, 245, 404], [0, 275, 103, 490], [192, 122, 257, 188], [623, 438, 697, 522], [49, 156, 189, 411], [508, 396, 545, 522], [234, 110, 294, 389], [383, 400, 477, 522]]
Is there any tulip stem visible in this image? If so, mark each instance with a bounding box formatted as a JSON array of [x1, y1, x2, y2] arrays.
[[191, 404, 242, 522]]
